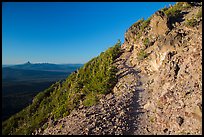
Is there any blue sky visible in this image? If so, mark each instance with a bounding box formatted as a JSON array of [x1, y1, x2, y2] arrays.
[[2, 2, 176, 64]]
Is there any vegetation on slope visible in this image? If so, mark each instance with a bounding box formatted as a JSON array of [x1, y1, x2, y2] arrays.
[[137, 50, 148, 60], [2, 40, 121, 135], [161, 2, 192, 18], [184, 6, 202, 28], [129, 16, 152, 40], [196, 7, 202, 19], [159, 2, 194, 28]]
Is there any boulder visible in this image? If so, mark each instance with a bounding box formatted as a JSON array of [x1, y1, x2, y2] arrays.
[[149, 11, 170, 36]]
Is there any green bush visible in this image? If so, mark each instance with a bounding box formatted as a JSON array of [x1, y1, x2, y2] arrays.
[[143, 37, 150, 48], [137, 50, 148, 60], [132, 17, 151, 32], [83, 92, 98, 107], [164, 2, 192, 18], [196, 8, 202, 19], [140, 17, 151, 31], [177, 2, 192, 9], [130, 16, 151, 42], [136, 32, 142, 39], [131, 18, 144, 28], [164, 6, 181, 18], [160, 6, 168, 12], [185, 18, 198, 27]]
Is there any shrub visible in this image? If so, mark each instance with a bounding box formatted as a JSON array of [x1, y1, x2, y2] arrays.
[[140, 17, 151, 31], [185, 18, 198, 27], [130, 16, 151, 41], [164, 2, 192, 18], [143, 37, 150, 48], [83, 92, 98, 107], [136, 32, 142, 39], [137, 50, 148, 60], [177, 2, 192, 9], [131, 18, 144, 29], [150, 117, 155, 123], [196, 8, 202, 19], [164, 6, 181, 18], [160, 6, 168, 12]]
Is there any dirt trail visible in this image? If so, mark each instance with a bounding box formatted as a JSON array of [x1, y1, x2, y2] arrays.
[[114, 50, 150, 135], [38, 50, 150, 135]]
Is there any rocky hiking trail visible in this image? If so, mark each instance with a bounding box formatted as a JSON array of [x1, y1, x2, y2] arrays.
[[115, 50, 152, 135], [35, 3, 202, 134], [3, 2, 201, 135], [36, 49, 149, 135]]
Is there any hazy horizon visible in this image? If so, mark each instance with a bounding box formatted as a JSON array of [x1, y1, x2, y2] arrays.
[[3, 2, 176, 64], [2, 62, 84, 65]]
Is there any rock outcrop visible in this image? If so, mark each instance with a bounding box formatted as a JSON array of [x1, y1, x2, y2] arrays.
[[124, 2, 202, 135], [37, 2, 202, 135], [149, 11, 170, 36]]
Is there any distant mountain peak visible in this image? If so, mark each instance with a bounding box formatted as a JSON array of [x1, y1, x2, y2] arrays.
[[25, 61, 31, 64]]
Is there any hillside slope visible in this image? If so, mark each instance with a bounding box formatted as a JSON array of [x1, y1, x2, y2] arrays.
[[2, 2, 202, 135], [2, 41, 121, 135], [39, 2, 202, 135]]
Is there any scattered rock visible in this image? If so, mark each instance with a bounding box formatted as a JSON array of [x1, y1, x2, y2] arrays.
[[176, 116, 184, 126]]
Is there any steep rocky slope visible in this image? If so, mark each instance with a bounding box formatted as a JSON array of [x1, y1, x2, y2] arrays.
[[35, 2, 202, 135], [123, 2, 202, 134], [3, 2, 202, 135]]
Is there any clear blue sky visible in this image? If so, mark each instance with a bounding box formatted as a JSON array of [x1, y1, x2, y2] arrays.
[[2, 2, 176, 64]]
